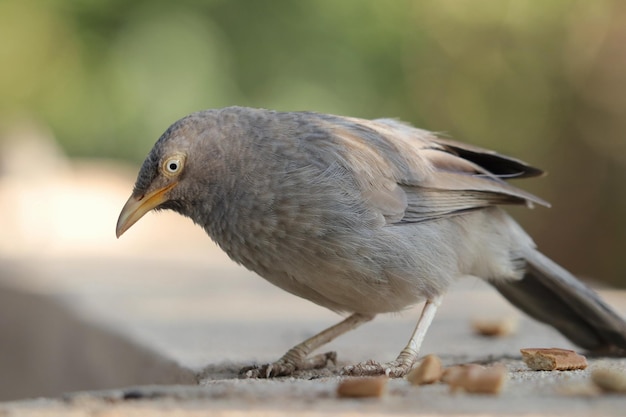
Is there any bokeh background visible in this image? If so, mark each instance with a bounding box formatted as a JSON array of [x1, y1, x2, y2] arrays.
[[1, 0, 625, 286]]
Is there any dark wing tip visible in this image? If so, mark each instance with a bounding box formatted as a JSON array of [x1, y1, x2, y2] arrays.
[[443, 145, 545, 179]]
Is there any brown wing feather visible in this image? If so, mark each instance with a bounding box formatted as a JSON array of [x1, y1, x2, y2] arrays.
[[373, 118, 545, 179], [325, 116, 549, 225]]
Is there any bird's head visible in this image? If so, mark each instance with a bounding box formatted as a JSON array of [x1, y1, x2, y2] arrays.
[[116, 111, 221, 238]]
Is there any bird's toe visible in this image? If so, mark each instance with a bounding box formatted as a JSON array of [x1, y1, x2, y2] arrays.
[[239, 351, 337, 379], [239, 361, 296, 378], [341, 360, 411, 377]]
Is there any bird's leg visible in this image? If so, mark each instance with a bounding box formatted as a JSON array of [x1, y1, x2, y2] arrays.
[[241, 312, 375, 378], [342, 295, 443, 377]]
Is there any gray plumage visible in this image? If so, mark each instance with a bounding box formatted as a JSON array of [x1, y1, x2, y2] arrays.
[[118, 106, 626, 376]]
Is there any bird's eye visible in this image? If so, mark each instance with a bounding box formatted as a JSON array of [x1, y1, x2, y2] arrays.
[[162, 154, 185, 176], [167, 160, 180, 172]]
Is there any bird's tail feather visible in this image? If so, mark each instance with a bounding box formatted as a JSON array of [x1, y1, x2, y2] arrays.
[[491, 249, 626, 353]]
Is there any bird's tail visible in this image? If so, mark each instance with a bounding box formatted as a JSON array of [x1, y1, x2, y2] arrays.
[[490, 249, 626, 354]]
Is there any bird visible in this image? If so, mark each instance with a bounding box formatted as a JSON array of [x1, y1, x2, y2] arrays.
[[116, 106, 626, 378]]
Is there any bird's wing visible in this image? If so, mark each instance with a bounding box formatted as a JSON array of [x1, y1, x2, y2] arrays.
[[325, 116, 549, 225]]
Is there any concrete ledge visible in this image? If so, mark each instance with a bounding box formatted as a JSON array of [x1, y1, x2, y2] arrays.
[[0, 281, 196, 401], [2, 358, 626, 417], [1, 256, 625, 416]]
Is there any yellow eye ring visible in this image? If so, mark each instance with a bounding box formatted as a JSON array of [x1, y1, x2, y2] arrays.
[[162, 154, 186, 176]]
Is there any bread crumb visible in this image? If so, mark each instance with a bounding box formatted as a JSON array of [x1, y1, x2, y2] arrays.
[[520, 348, 587, 371], [406, 354, 443, 385], [472, 317, 517, 337], [592, 367, 626, 393], [337, 376, 388, 398], [445, 364, 507, 394]]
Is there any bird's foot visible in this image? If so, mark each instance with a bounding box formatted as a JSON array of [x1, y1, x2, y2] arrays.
[[240, 351, 337, 378], [341, 359, 413, 378]]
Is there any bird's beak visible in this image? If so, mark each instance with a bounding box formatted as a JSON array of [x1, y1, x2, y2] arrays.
[[116, 182, 177, 238]]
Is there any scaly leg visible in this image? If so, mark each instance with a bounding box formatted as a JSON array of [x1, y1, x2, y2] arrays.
[[342, 296, 443, 377], [241, 312, 375, 378]]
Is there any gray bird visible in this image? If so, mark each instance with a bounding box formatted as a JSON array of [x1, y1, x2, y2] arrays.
[[117, 106, 626, 378]]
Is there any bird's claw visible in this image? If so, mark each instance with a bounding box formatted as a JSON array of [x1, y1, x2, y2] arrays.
[[240, 361, 296, 378], [240, 351, 337, 378], [341, 359, 412, 377]]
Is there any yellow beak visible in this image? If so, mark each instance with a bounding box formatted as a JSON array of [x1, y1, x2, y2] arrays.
[[116, 182, 177, 238]]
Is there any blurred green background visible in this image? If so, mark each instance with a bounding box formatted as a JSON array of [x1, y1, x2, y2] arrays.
[[1, 0, 625, 286]]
